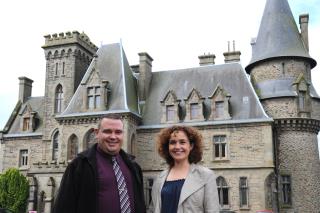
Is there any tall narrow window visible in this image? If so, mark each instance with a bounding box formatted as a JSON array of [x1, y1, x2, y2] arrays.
[[239, 177, 249, 207], [298, 91, 306, 111], [215, 101, 224, 118], [55, 85, 63, 113], [87, 86, 101, 109], [52, 131, 59, 161], [146, 178, 154, 208], [213, 135, 227, 159], [217, 176, 229, 207], [166, 105, 175, 121], [281, 175, 291, 205], [62, 62, 65, 75], [190, 103, 199, 120], [86, 129, 97, 149], [23, 117, 30, 131], [68, 135, 79, 161], [19, 149, 28, 167], [55, 63, 58, 75], [38, 191, 45, 213]]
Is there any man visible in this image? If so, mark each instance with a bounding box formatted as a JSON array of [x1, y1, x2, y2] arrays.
[[53, 114, 146, 213]]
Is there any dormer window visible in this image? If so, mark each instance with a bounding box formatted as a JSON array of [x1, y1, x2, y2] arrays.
[[23, 117, 30, 131], [166, 105, 175, 121], [161, 90, 180, 123], [185, 88, 205, 122], [215, 101, 224, 119], [209, 84, 231, 120], [88, 86, 101, 109], [293, 74, 310, 116], [190, 103, 199, 119], [20, 105, 37, 132], [298, 91, 306, 111]]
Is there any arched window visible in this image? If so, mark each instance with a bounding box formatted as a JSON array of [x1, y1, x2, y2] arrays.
[[216, 176, 229, 207], [85, 129, 96, 150], [55, 85, 63, 113], [52, 131, 59, 161], [68, 134, 79, 160], [265, 172, 277, 210]]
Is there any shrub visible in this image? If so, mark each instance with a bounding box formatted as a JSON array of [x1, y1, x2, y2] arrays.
[[0, 168, 29, 213]]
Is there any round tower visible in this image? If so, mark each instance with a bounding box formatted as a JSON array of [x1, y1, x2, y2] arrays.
[[245, 0, 320, 212]]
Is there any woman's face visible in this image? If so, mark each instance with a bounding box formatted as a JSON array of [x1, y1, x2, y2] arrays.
[[168, 130, 193, 164]]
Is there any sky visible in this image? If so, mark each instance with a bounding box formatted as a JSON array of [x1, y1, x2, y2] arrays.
[[0, 0, 319, 137]]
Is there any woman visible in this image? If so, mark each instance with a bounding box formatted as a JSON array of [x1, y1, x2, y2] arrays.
[[152, 125, 220, 213]]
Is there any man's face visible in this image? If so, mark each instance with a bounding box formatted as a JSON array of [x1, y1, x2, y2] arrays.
[[95, 118, 124, 155]]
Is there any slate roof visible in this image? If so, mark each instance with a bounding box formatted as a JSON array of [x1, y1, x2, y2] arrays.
[[142, 63, 270, 126], [255, 78, 320, 100], [59, 43, 139, 118], [246, 0, 316, 72], [6, 96, 44, 134]]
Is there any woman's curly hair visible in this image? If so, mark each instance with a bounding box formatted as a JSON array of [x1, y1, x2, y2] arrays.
[[157, 125, 203, 167]]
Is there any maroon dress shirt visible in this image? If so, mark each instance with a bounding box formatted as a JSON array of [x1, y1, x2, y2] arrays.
[[96, 147, 135, 213]]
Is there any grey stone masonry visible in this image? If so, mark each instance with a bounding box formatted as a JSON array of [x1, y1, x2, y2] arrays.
[[198, 53, 216, 66], [18, 77, 33, 103], [43, 31, 98, 54]]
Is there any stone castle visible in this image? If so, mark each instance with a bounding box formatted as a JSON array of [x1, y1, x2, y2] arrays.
[[0, 0, 319, 212]]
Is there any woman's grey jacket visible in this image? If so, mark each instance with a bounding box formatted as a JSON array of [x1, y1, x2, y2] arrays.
[[152, 164, 220, 213]]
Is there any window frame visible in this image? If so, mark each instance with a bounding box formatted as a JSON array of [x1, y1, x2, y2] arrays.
[[281, 175, 292, 206], [86, 129, 97, 149], [216, 176, 229, 208], [55, 85, 63, 113], [67, 134, 79, 161], [215, 101, 224, 118], [190, 103, 200, 120], [87, 86, 101, 109], [213, 135, 228, 160], [298, 91, 306, 111], [166, 105, 175, 122], [239, 177, 249, 208], [22, 117, 30, 131], [19, 149, 29, 167], [52, 131, 59, 161]]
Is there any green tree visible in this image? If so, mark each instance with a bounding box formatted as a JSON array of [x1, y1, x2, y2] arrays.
[[0, 168, 29, 213]]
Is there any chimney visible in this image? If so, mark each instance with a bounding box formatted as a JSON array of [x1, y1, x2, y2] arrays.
[[223, 41, 241, 63], [138, 52, 153, 102], [18, 77, 33, 103], [198, 53, 216, 66], [130, 64, 140, 73], [299, 14, 309, 52]]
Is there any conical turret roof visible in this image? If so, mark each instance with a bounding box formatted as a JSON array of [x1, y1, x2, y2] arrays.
[[245, 0, 316, 73]]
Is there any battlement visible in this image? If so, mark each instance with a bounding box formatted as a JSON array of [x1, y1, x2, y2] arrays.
[[42, 31, 98, 54]]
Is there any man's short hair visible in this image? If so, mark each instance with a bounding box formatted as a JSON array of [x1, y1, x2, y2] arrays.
[[97, 114, 123, 129]]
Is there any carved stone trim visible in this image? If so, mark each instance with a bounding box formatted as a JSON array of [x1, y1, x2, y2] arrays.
[[274, 118, 320, 133]]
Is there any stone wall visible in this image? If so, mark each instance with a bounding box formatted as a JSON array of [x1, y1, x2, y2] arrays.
[[262, 98, 298, 118], [2, 136, 42, 170], [137, 122, 274, 212], [250, 59, 311, 83], [277, 130, 320, 212], [136, 123, 273, 170]]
